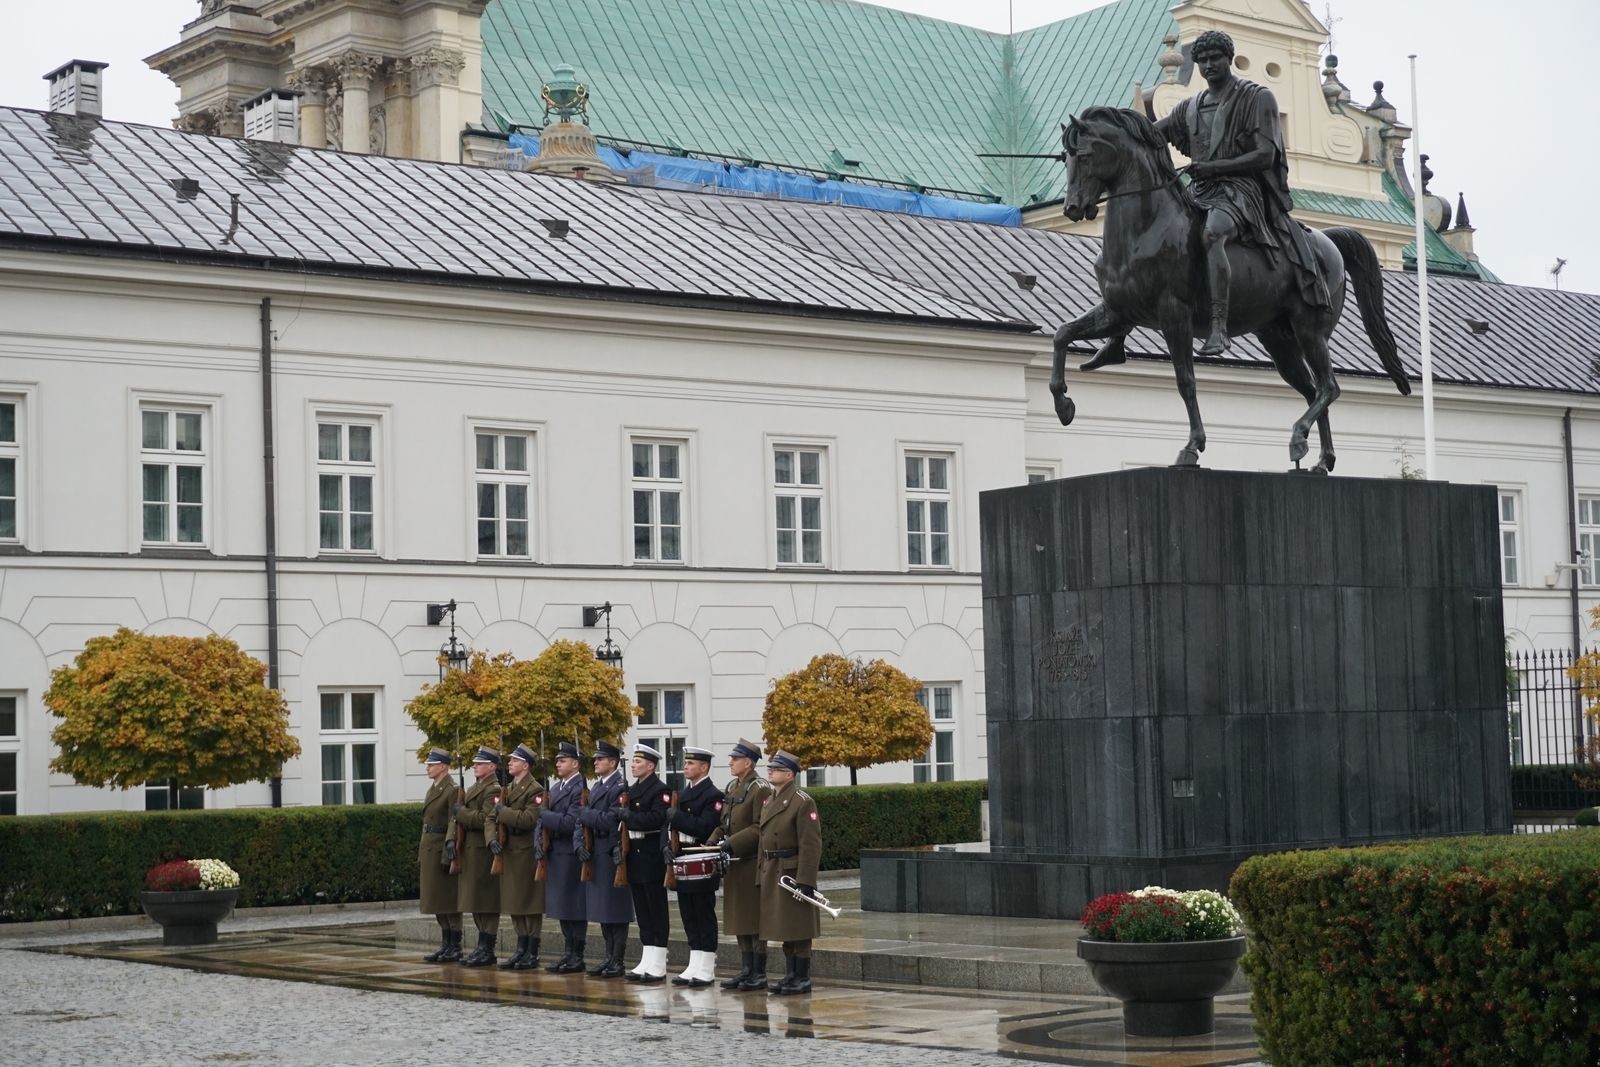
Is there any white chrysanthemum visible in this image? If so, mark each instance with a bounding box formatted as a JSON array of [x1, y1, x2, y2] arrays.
[[1178, 889, 1242, 938], [193, 858, 240, 890]]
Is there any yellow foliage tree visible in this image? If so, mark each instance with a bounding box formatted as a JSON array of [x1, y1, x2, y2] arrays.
[[1567, 604, 1600, 787], [763, 654, 932, 785], [405, 640, 639, 779], [46, 627, 300, 793]]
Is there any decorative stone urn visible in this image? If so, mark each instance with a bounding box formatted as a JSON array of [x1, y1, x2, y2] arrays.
[[1076, 935, 1247, 1037], [140, 888, 239, 946]]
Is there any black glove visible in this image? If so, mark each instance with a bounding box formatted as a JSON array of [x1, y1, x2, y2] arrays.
[[718, 840, 732, 861], [489, 839, 503, 855], [576, 845, 591, 862], [444, 839, 457, 865], [452, 802, 464, 815], [609, 843, 622, 865], [798, 883, 817, 899]]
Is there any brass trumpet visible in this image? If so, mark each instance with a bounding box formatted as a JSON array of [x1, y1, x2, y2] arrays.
[[779, 874, 842, 918]]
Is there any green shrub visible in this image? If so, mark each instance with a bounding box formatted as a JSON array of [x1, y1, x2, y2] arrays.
[[1508, 764, 1600, 811], [0, 781, 985, 922], [805, 779, 985, 871], [1231, 834, 1600, 1067], [1576, 807, 1599, 827]]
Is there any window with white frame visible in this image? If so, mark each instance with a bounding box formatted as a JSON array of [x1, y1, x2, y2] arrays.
[[0, 400, 18, 541], [320, 690, 378, 805], [1026, 465, 1054, 485], [1580, 497, 1600, 587], [636, 688, 687, 790], [805, 768, 825, 788], [318, 421, 375, 552], [774, 447, 824, 566], [145, 778, 204, 810], [1498, 491, 1520, 586], [475, 431, 531, 558], [141, 408, 206, 545], [631, 440, 683, 563], [905, 453, 952, 568], [0, 694, 16, 816], [912, 684, 956, 782]]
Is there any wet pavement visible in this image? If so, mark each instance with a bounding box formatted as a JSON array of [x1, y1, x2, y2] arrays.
[[34, 923, 1262, 1067]]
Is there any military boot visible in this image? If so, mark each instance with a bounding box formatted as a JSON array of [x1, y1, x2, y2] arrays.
[[461, 931, 497, 968], [596, 928, 627, 978], [422, 928, 452, 963], [775, 956, 811, 996], [738, 952, 768, 991], [514, 937, 541, 971], [557, 937, 587, 974], [721, 951, 754, 989], [767, 952, 794, 993], [438, 929, 463, 963], [500, 935, 529, 970]]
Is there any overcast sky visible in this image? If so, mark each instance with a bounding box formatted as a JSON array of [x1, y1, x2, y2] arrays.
[[2, 1, 1594, 293]]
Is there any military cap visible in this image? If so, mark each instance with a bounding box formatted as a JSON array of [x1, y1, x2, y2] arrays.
[[471, 745, 501, 764], [424, 747, 452, 765], [554, 740, 581, 760], [768, 749, 802, 773], [730, 738, 763, 761], [682, 746, 714, 762], [509, 743, 537, 764], [592, 739, 623, 761], [633, 742, 663, 763]]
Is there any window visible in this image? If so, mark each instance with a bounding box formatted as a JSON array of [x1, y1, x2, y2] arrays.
[[805, 768, 825, 788], [1026, 465, 1055, 485], [906, 453, 952, 568], [320, 690, 378, 805], [145, 780, 204, 810], [318, 422, 375, 552], [1498, 492, 1520, 586], [0, 753, 13, 816], [475, 432, 531, 558], [0, 400, 17, 541], [774, 448, 824, 566], [141, 408, 205, 545], [0, 695, 14, 737], [636, 687, 687, 790], [913, 685, 955, 782], [631, 441, 683, 563], [1580, 497, 1600, 587]]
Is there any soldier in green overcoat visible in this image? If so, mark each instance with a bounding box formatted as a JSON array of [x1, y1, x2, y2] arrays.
[[710, 738, 771, 989], [755, 749, 823, 995], [418, 747, 463, 962], [495, 743, 548, 970], [450, 745, 504, 967]]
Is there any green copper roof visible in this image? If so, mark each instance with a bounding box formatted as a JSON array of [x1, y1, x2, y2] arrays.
[[481, 0, 1176, 205]]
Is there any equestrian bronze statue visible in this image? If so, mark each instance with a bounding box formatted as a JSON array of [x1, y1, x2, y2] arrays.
[[1049, 29, 1410, 472]]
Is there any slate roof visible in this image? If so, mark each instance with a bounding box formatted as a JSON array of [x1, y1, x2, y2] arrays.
[[0, 107, 1025, 329], [629, 185, 1600, 396], [482, 0, 1176, 205]]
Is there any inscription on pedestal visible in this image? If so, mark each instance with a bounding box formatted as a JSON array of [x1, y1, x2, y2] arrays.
[[1038, 626, 1097, 684]]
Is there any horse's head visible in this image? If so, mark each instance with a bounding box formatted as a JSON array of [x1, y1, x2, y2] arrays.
[[1061, 107, 1174, 223]]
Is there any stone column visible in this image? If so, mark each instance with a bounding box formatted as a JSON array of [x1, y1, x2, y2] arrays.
[[287, 68, 328, 148], [406, 48, 466, 162], [334, 51, 383, 154]]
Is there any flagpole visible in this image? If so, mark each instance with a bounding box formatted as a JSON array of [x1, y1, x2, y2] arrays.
[[1409, 54, 1436, 481]]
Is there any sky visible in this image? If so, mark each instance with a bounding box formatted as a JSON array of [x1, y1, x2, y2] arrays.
[[1, 0, 1595, 293]]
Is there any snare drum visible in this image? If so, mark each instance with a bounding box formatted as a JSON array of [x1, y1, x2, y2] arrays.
[[672, 850, 725, 883]]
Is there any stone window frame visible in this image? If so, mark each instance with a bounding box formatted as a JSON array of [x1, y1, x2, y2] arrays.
[[0, 389, 26, 545], [0, 691, 19, 818], [901, 442, 960, 570], [625, 429, 694, 566], [912, 683, 958, 783], [769, 436, 833, 570], [138, 404, 210, 549], [319, 688, 381, 806], [309, 402, 388, 558], [1496, 487, 1523, 588], [467, 420, 542, 563], [1579, 494, 1600, 587]]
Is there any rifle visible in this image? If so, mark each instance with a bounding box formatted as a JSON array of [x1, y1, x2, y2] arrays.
[[450, 727, 465, 875], [662, 790, 680, 890], [491, 795, 506, 877], [613, 787, 630, 888], [579, 788, 594, 882]]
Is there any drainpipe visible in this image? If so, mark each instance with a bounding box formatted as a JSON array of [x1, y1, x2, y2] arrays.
[[262, 298, 283, 808], [1567, 407, 1581, 655]]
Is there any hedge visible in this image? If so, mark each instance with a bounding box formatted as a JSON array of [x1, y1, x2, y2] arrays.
[[0, 780, 984, 922], [1508, 763, 1600, 811], [1230, 834, 1600, 1067]]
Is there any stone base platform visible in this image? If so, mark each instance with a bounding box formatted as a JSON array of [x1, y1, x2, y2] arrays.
[[394, 880, 1246, 996]]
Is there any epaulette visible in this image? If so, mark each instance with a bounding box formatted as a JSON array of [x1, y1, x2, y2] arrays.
[[753, 776, 770, 788], [795, 789, 811, 801]]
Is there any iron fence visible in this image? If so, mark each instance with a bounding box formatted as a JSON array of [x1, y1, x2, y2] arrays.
[[1507, 649, 1600, 811]]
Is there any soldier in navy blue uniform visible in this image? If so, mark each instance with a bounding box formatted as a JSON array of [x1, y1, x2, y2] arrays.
[[620, 743, 673, 983], [576, 739, 633, 978], [666, 745, 725, 986], [539, 740, 588, 973]]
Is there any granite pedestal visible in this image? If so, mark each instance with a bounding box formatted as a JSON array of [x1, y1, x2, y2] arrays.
[[863, 468, 1513, 918]]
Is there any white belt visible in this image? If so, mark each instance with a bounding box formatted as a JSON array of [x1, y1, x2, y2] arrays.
[[629, 831, 647, 840]]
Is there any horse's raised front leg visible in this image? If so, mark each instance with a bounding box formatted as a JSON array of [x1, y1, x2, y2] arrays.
[[1288, 311, 1341, 467], [1050, 304, 1122, 427], [1162, 308, 1205, 466]]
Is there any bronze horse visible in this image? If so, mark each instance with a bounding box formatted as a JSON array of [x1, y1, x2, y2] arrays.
[[1049, 106, 1411, 471]]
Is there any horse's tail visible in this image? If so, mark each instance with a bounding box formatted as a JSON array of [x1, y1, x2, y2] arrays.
[[1325, 226, 1411, 396]]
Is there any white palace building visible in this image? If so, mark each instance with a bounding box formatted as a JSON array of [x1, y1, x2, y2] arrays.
[[2, 1, 1598, 816]]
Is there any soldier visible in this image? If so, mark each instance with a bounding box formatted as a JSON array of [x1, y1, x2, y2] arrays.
[[756, 749, 822, 995], [539, 740, 589, 974], [495, 743, 548, 970], [619, 743, 672, 983], [710, 738, 772, 990], [418, 747, 463, 963], [575, 739, 633, 978], [666, 745, 724, 987], [450, 745, 504, 968]]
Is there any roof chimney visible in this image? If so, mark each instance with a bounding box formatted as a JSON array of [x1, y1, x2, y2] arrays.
[[243, 88, 302, 144], [44, 60, 108, 119]]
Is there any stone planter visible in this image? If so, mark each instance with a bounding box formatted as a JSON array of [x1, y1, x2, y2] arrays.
[[1076, 935, 1247, 1037], [140, 888, 239, 946]]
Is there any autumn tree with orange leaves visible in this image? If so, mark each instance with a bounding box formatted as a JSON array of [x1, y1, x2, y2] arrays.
[[46, 628, 299, 796], [763, 654, 932, 785]]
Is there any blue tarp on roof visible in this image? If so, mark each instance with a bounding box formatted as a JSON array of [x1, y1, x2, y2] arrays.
[[508, 135, 1021, 226]]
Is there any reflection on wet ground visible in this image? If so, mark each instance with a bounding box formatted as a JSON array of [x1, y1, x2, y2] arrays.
[[40, 925, 1260, 1066]]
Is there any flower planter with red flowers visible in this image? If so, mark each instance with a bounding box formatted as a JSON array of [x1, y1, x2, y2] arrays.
[[1075, 887, 1247, 1038], [140, 860, 241, 946]]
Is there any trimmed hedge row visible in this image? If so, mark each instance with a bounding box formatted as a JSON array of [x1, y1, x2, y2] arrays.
[[1508, 763, 1600, 811], [1231, 833, 1600, 1067], [0, 780, 985, 922]]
